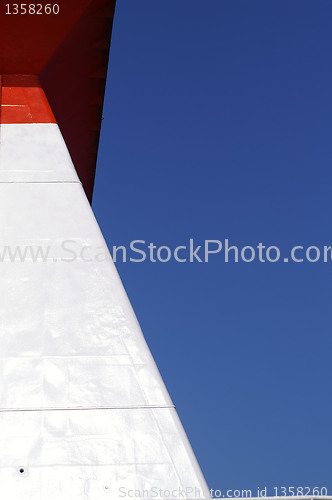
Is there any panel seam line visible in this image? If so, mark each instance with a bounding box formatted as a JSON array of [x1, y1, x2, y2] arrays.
[[0, 180, 82, 185], [0, 405, 176, 412]]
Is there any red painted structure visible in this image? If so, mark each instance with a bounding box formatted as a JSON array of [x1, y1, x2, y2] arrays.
[[0, 0, 116, 201], [0, 75, 56, 123]]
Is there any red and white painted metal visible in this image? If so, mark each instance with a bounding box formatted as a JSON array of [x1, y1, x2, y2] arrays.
[[0, 1, 210, 497]]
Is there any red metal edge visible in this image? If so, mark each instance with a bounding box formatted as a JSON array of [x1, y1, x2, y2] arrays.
[[1, 75, 56, 124]]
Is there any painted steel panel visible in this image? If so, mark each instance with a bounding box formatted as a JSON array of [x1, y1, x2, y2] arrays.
[[0, 408, 208, 499], [0, 124, 78, 182], [0, 182, 172, 409], [0, 122, 210, 496], [0, 78, 56, 124]]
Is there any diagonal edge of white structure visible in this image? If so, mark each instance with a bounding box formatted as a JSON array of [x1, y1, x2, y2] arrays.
[[0, 118, 211, 496]]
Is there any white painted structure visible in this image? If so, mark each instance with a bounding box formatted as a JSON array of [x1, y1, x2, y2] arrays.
[[0, 119, 211, 497]]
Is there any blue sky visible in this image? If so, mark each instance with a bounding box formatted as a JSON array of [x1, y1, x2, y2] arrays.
[[93, 0, 332, 493]]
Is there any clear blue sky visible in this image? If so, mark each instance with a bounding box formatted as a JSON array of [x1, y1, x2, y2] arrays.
[[93, 0, 332, 493]]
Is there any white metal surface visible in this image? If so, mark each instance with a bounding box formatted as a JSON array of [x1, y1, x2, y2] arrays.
[[0, 123, 210, 498], [0, 124, 78, 182]]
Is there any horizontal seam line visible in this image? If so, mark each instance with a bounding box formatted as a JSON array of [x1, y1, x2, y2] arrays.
[[0, 405, 176, 412], [0, 180, 82, 185]]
